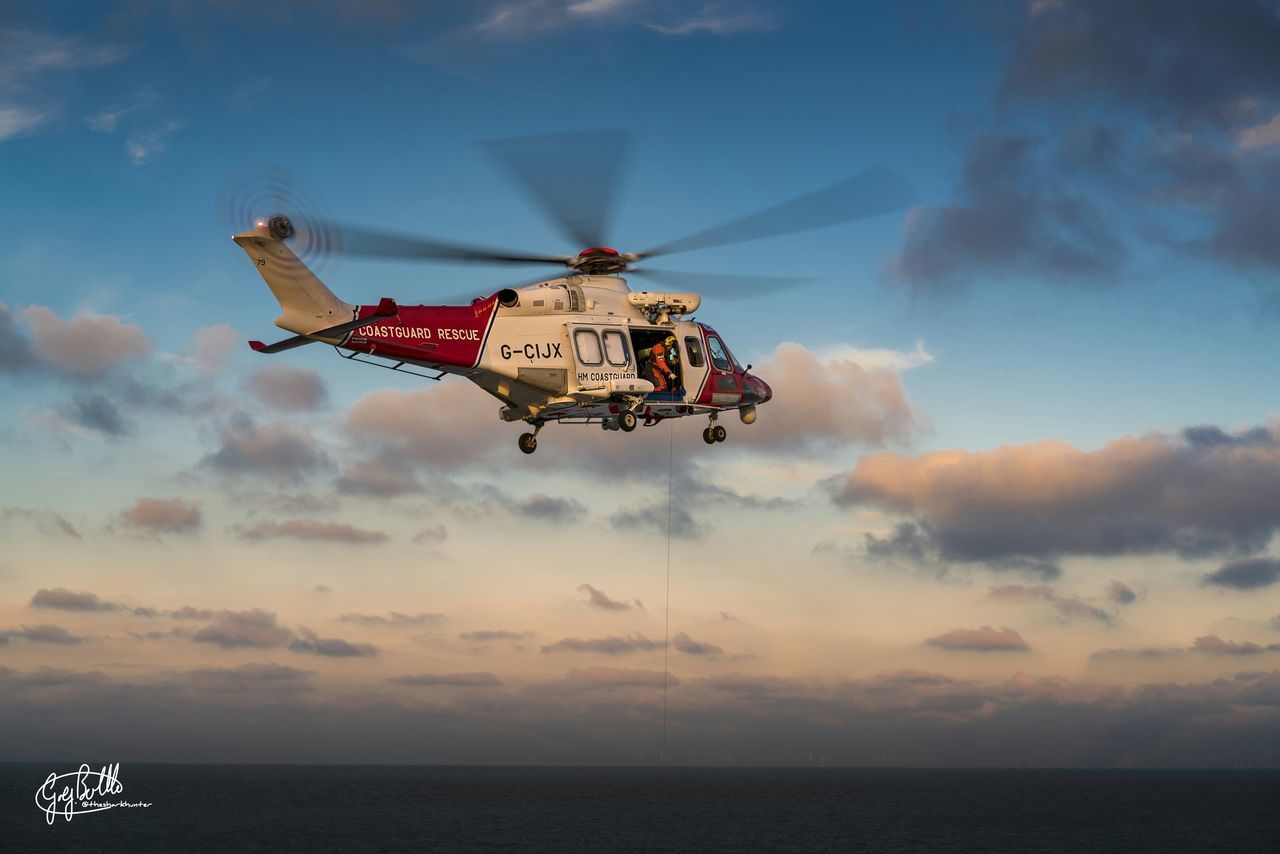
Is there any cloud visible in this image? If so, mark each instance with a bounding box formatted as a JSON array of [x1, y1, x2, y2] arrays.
[[0, 105, 45, 141], [610, 502, 700, 539], [288, 628, 378, 658], [541, 633, 664, 655], [59, 393, 130, 436], [896, 2, 1280, 291], [466, 0, 774, 41], [412, 525, 448, 544], [1202, 558, 1280, 591], [817, 340, 934, 373], [339, 611, 445, 627], [238, 519, 389, 544], [563, 666, 672, 688], [388, 672, 503, 687], [190, 324, 239, 373], [31, 588, 118, 612], [459, 629, 532, 642], [890, 132, 1126, 292], [244, 364, 328, 412], [1192, 635, 1270, 657], [926, 626, 1029, 652], [1237, 113, 1280, 151], [85, 86, 155, 133], [191, 609, 294, 649], [125, 119, 181, 166], [0, 302, 39, 373], [671, 631, 724, 656], [21, 306, 151, 378], [1105, 580, 1137, 605], [835, 423, 1280, 567], [343, 383, 507, 472], [577, 583, 634, 612], [204, 416, 329, 482], [0, 29, 124, 142], [170, 606, 215, 620], [186, 662, 313, 693], [858, 523, 1062, 580], [512, 493, 585, 520], [647, 6, 778, 36], [1, 507, 81, 539], [987, 584, 1112, 624], [336, 453, 423, 497], [864, 521, 933, 565], [3, 624, 86, 645], [1003, 0, 1280, 129], [118, 497, 202, 535], [732, 343, 919, 451]]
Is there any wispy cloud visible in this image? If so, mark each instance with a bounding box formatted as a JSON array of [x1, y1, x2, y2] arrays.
[[646, 4, 778, 36], [0, 28, 125, 142], [125, 119, 181, 166], [85, 86, 155, 133]]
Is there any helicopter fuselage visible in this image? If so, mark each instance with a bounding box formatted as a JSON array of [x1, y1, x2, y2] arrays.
[[338, 275, 771, 431]]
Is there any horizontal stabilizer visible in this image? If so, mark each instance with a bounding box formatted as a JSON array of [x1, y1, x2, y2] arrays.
[[248, 298, 399, 355]]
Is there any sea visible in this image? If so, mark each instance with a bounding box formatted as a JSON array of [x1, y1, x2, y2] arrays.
[[3, 764, 1277, 852]]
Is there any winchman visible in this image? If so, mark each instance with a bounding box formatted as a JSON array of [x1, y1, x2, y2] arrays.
[[640, 334, 680, 393]]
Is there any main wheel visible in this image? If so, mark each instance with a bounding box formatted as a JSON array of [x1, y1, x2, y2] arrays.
[[703, 427, 716, 445], [518, 433, 538, 454], [713, 425, 727, 443], [618, 411, 638, 432]]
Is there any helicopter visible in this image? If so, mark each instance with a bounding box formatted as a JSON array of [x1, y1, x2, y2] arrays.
[[228, 132, 914, 454]]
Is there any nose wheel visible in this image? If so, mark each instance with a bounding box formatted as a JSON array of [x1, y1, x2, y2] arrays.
[[703, 424, 727, 444], [518, 421, 545, 454]]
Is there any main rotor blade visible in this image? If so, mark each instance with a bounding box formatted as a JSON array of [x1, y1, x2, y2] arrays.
[[481, 129, 632, 250], [333, 222, 571, 267], [637, 166, 917, 259], [630, 267, 815, 300]]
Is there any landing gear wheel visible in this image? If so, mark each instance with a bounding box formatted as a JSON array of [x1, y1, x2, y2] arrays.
[[713, 425, 727, 443], [703, 427, 717, 445], [618, 411, 638, 432], [518, 433, 538, 454]]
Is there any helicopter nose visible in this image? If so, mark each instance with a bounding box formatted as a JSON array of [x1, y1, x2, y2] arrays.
[[746, 374, 772, 404]]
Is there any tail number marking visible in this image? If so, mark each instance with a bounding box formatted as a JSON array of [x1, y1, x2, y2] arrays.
[[499, 343, 561, 360]]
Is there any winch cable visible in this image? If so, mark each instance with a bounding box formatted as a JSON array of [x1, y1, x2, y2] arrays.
[[661, 418, 674, 771]]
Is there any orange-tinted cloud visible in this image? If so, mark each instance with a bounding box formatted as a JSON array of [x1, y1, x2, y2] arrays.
[[734, 343, 919, 451], [118, 497, 202, 534], [926, 625, 1029, 651], [22, 306, 151, 378], [836, 423, 1280, 564]]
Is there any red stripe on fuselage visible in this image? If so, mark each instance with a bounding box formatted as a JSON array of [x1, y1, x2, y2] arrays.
[[345, 296, 499, 368]]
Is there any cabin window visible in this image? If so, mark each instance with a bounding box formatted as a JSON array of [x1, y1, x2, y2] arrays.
[[706, 335, 731, 371], [684, 336, 705, 368], [574, 328, 603, 366], [602, 329, 630, 367]]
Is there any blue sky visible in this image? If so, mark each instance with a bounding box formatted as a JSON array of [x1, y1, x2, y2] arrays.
[[2, 1, 1280, 767]]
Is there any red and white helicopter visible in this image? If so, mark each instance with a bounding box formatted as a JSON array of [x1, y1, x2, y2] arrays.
[[228, 133, 913, 454]]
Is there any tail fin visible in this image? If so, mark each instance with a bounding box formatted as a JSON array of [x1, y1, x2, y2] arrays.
[[233, 223, 354, 334]]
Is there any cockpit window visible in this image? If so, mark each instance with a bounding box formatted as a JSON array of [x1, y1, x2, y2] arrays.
[[684, 336, 705, 368], [706, 335, 731, 371]]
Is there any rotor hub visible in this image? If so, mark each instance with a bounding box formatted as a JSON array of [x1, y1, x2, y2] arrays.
[[571, 246, 629, 275]]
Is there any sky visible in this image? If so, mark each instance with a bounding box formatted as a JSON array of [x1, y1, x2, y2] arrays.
[[1, 0, 1279, 767]]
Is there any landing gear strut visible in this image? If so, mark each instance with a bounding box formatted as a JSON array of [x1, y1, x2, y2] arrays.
[[703, 414, 727, 445], [518, 420, 544, 455]]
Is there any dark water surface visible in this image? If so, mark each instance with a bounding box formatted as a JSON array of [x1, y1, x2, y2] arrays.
[[3, 764, 1277, 852]]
